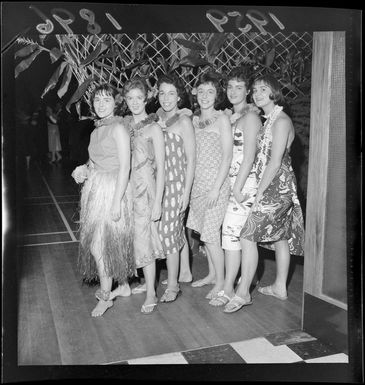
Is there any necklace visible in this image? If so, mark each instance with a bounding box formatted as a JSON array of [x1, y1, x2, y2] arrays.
[[126, 113, 158, 135], [263, 105, 283, 129], [157, 110, 180, 128], [94, 115, 121, 128], [193, 112, 220, 129]]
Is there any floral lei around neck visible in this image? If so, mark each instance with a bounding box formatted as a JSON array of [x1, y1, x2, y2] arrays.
[[263, 105, 283, 130], [125, 113, 158, 134], [94, 115, 123, 128], [192, 110, 222, 129], [156, 107, 193, 128], [224, 103, 261, 125]]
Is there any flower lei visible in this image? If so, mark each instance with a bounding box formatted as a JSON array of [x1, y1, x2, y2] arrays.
[[224, 104, 261, 125], [126, 113, 158, 138], [192, 111, 222, 129], [147, 84, 159, 100], [156, 107, 193, 128], [263, 105, 283, 130], [94, 115, 123, 128]]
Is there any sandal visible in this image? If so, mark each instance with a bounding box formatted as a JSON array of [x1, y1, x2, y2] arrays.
[[208, 290, 232, 306], [160, 285, 181, 303], [205, 288, 220, 300], [223, 295, 253, 313], [258, 285, 288, 300], [141, 300, 157, 314]]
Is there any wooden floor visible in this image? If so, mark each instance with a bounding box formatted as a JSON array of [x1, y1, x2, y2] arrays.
[[17, 160, 304, 365]]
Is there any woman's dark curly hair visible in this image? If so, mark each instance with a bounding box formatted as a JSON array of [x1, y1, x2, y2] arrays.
[[195, 71, 225, 108], [225, 66, 252, 88], [90, 83, 117, 103], [157, 73, 185, 108], [250, 74, 285, 106], [90, 83, 122, 115]]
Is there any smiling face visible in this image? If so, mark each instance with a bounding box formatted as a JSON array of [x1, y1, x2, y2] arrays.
[[252, 80, 275, 110], [197, 82, 217, 110], [124, 88, 147, 116], [226, 79, 248, 106], [93, 91, 115, 119], [158, 82, 179, 113]]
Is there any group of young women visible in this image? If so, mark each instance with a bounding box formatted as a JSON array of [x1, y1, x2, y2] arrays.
[[71, 67, 305, 317]]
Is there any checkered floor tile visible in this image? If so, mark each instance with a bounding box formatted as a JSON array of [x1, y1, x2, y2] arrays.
[[108, 329, 348, 365]]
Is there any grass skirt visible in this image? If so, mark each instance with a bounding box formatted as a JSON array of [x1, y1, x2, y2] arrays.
[[78, 169, 135, 284]]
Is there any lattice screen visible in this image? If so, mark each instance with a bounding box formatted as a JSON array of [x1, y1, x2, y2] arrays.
[[56, 31, 312, 106]]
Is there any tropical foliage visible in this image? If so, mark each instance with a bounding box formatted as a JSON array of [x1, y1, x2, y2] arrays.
[[15, 32, 312, 200], [15, 32, 312, 110]]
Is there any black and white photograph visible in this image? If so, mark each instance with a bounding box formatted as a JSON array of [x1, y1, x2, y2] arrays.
[[1, 3, 362, 383]]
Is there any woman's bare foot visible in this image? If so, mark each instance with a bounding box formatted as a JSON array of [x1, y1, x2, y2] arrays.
[[91, 300, 113, 317], [109, 283, 131, 300], [191, 275, 216, 287], [131, 283, 147, 294]]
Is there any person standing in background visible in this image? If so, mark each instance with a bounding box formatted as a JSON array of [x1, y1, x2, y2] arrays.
[[46, 103, 62, 163]]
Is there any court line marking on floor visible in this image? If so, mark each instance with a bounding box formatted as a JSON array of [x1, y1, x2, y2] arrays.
[[24, 231, 70, 236], [37, 167, 77, 242], [24, 196, 51, 200], [25, 194, 79, 199], [25, 201, 79, 206], [19, 240, 79, 247]]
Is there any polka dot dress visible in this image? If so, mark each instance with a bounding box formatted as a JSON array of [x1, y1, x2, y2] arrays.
[[158, 131, 187, 254]]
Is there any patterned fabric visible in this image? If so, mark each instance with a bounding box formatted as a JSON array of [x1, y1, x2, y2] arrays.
[[240, 109, 305, 256], [186, 122, 230, 244], [126, 116, 165, 268], [222, 110, 259, 250], [78, 122, 135, 283], [158, 129, 187, 254]]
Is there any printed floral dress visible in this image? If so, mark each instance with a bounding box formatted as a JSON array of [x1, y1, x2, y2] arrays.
[[240, 106, 305, 255], [222, 106, 259, 250]]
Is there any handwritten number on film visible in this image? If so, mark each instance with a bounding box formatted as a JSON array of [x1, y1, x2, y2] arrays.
[[30, 6, 119, 34], [29, 6, 284, 35], [206, 9, 285, 34]]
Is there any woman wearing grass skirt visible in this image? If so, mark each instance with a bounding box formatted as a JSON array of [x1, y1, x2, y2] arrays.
[[71, 83, 134, 317]]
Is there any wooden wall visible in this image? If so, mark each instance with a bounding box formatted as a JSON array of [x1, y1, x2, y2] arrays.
[[302, 31, 347, 351]]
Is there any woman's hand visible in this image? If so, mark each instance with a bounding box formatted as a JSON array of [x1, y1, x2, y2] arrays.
[[110, 200, 121, 222], [151, 201, 162, 222], [232, 186, 245, 204], [71, 165, 88, 184], [252, 191, 263, 211], [206, 188, 220, 209], [179, 192, 190, 213]]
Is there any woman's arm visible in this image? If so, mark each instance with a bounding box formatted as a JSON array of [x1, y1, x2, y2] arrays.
[[254, 116, 291, 203], [150, 123, 166, 221], [206, 114, 233, 208], [232, 112, 261, 202], [110, 123, 131, 222], [48, 112, 58, 124], [180, 115, 196, 212]]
